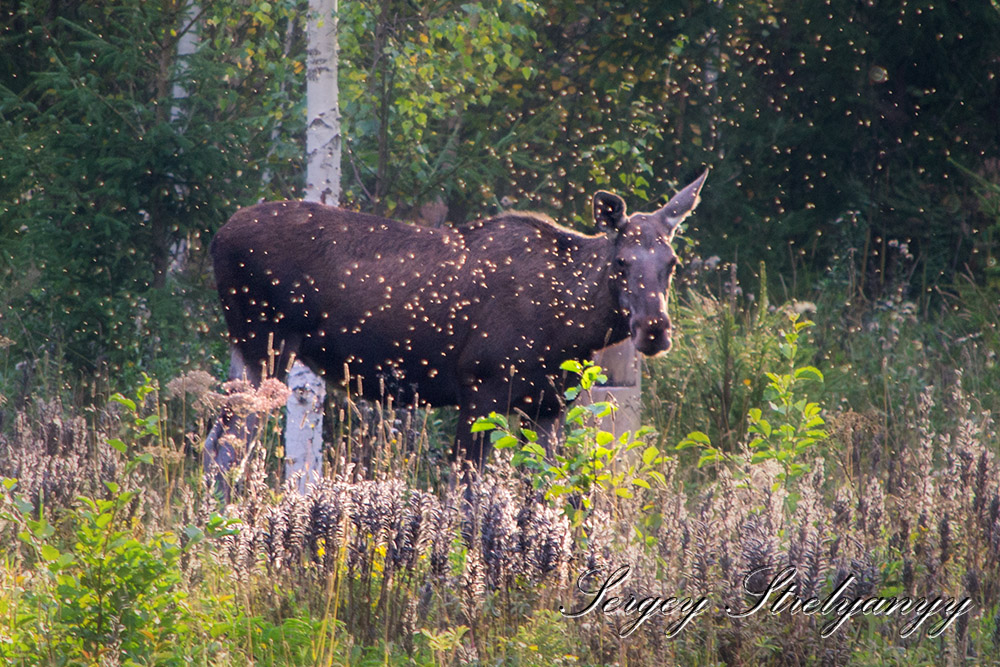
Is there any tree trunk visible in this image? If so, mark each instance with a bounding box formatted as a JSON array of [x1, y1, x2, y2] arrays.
[[304, 0, 342, 205], [286, 0, 341, 492], [166, 1, 201, 278]]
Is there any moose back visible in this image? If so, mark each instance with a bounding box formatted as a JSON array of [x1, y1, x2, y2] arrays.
[[207, 171, 708, 468]]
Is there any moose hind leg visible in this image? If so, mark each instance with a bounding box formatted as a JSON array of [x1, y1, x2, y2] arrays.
[[203, 345, 265, 497]]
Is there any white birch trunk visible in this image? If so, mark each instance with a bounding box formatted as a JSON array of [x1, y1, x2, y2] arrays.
[[285, 0, 341, 492], [284, 361, 326, 492], [304, 0, 342, 205], [168, 1, 200, 275], [170, 2, 200, 125]]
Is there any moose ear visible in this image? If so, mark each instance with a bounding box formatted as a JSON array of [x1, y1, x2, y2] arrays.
[[659, 169, 709, 236], [593, 191, 628, 233]]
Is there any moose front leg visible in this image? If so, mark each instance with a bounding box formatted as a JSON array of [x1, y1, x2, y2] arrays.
[[453, 406, 495, 469], [453, 379, 509, 468], [532, 410, 564, 460]]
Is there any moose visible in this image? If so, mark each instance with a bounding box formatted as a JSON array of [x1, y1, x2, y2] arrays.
[[204, 171, 708, 477]]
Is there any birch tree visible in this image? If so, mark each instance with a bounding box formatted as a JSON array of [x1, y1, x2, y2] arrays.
[[285, 0, 341, 491], [167, 1, 201, 276]]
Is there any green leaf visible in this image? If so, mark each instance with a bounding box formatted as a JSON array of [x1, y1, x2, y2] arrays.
[[696, 450, 720, 468], [631, 478, 651, 489], [107, 438, 127, 454], [521, 428, 538, 442], [470, 420, 495, 433], [494, 435, 518, 449], [794, 366, 824, 382], [678, 430, 711, 449], [587, 402, 613, 418], [28, 519, 54, 539], [110, 393, 136, 412], [183, 525, 205, 546], [754, 419, 772, 438], [521, 442, 547, 458], [642, 445, 660, 466], [210, 622, 231, 639], [595, 431, 615, 446], [40, 544, 61, 562], [139, 414, 160, 436], [137, 376, 155, 401], [560, 359, 583, 374], [615, 487, 633, 499]]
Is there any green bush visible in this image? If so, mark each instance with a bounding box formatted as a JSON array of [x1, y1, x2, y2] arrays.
[[1, 472, 193, 665], [475, 359, 670, 530], [678, 310, 827, 513]]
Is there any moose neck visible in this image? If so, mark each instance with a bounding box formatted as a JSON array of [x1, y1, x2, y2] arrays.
[[565, 234, 631, 356]]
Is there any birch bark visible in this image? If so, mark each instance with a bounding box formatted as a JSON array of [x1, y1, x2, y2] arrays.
[[285, 0, 341, 491]]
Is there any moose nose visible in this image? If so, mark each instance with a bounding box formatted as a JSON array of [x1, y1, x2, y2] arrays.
[[630, 317, 671, 342], [642, 316, 669, 334], [632, 316, 673, 355]]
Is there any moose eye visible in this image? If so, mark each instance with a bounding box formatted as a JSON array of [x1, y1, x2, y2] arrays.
[[616, 257, 628, 268]]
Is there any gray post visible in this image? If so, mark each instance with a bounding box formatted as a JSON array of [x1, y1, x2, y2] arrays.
[[586, 339, 642, 440]]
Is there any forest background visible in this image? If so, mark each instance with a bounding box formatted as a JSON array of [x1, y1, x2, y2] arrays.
[[1, 1, 1000, 665]]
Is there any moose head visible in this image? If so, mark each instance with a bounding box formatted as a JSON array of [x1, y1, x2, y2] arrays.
[[594, 170, 708, 356]]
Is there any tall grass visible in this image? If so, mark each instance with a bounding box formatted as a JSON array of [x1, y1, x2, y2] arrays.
[[1, 261, 998, 664]]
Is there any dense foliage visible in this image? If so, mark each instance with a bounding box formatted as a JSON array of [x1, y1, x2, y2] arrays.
[[1, 0, 304, 383], [3, 0, 999, 380]]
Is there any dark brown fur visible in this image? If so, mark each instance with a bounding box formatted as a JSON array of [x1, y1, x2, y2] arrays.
[[206, 172, 708, 470]]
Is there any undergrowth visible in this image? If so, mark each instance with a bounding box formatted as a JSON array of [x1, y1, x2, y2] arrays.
[[1, 265, 998, 665]]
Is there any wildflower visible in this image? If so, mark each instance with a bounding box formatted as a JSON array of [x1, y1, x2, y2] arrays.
[[166, 369, 216, 400], [791, 300, 817, 315]]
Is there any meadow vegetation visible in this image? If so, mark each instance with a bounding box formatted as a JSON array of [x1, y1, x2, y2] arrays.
[[1, 247, 998, 665]]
